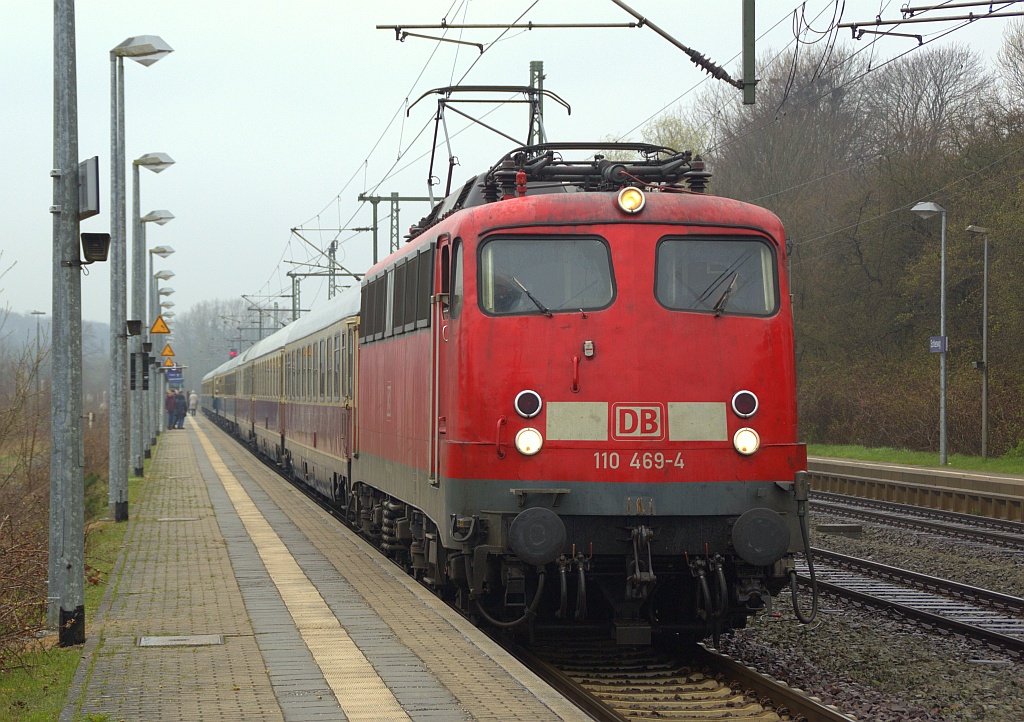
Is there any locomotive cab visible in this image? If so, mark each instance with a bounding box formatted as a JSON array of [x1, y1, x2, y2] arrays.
[[427, 176, 807, 642]]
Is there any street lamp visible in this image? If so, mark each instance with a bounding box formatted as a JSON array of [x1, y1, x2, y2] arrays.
[[132, 204, 173, 477], [109, 34, 173, 523], [147, 248, 174, 447], [911, 201, 948, 466], [153, 272, 175, 433], [966, 224, 991, 461]]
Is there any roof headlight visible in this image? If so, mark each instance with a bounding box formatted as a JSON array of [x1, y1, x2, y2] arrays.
[[616, 187, 646, 214], [515, 427, 543, 456], [733, 427, 760, 456]]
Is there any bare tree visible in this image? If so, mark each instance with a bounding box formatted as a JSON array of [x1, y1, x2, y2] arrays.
[[862, 45, 994, 158], [997, 19, 1024, 107]]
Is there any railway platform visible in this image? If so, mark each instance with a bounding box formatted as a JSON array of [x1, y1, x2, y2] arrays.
[[60, 416, 589, 721], [808, 456, 1024, 520]]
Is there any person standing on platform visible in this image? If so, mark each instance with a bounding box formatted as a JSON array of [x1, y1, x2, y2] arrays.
[[165, 390, 177, 430], [188, 389, 198, 417], [174, 390, 188, 429]]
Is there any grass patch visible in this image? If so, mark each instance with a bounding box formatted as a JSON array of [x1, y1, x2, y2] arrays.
[[0, 458, 148, 721], [807, 444, 1024, 476], [0, 646, 83, 722]]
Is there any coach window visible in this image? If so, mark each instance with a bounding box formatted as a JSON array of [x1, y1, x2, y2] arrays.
[[302, 346, 308, 401], [416, 246, 433, 328], [327, 336, 333, 401], [340, 332, 347, 399], [360, 284, 372, 343], [655, 237, 778, 316], [320, 339, 327, 399], [334, 333, 341, 401], [449, 240, 464, 319], [346, 325, 356, 399], [479, 236, 614, 315], [393, 262, 406, 333], [375, 276, 387, 339]]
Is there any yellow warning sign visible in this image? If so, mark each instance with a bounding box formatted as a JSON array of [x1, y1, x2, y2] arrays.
[[163, 358, 175, 367], [161, 344, 175, 357], [150, 316, 171, 334]]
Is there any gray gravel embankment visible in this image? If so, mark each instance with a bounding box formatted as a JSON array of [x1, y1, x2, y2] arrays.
[[718, 516, 1024, 721]]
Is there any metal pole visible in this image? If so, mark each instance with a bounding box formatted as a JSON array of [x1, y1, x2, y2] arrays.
[[108, 51, 128, 521], [131, 163, 144, 477], [982, 231, 989, 461], [150, 251, 157, 446], [742, 0, 756, 105], [371, 199, 379, 264], [939, 210, 947, 466], [50, 0, 85, 645]]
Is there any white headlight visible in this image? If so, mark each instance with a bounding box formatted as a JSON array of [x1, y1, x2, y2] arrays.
[[515, 427, 543, 456], [733, 427, 760, 455]]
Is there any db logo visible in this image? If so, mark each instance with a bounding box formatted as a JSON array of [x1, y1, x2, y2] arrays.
[[612, 403, 665, 440]]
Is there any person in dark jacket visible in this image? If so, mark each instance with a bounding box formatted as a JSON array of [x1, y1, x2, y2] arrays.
[[174, 390, 188, 429], [164, 390, 177, 430]]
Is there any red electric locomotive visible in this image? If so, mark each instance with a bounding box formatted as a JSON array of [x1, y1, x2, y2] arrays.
[[204, 141, 812, 644]]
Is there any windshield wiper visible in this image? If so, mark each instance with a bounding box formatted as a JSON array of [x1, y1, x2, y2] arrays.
[[713, 273, 738, 316], [512, 276, 553, 317]]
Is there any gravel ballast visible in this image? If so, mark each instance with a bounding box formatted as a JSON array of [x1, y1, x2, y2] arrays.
[[718, 514, 1024, 721]]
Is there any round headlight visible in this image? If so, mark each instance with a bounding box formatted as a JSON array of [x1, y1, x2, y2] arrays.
[[731, 390, 758, 418], [733, 427, 760, 456], [616, 187, 645, 214], [514, 390, 543, 419], [515, 427, 543, 456]]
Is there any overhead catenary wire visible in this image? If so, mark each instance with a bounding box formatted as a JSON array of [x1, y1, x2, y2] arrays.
[[256, 1, 1017, 318]]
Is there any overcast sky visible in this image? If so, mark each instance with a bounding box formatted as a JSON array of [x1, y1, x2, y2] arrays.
[[0, 1, 1007, 327]]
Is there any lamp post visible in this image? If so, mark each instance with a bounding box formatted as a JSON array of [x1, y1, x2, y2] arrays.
[[109, 34, 173, 523], [51, 0, 85, 645], [153, 271, 175, 433], [30, 310, 47, 400], [146, 245, 174, 449], [131, 153, 173, 473], [131, 206, 173, 477], [966, 224, 991, 461], [911, 201, 948, 466]]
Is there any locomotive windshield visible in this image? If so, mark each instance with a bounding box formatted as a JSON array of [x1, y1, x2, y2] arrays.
[[655, 238, 778, 316], [479, 236, 615, 315]]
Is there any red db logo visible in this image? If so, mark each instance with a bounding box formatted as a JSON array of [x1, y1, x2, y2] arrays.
[[612, 404, 664, 440]]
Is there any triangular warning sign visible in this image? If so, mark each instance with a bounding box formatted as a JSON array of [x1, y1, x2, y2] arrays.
[[150, 316, 171, 334], [161, 344, 175, 357], [164, 358, 175, 367]]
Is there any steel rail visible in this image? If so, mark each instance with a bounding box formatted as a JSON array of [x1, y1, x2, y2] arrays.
[[810, 547, 1024, 612], [800, 576, 1024, 656], [812, 493, 1024, 549], [500, 641, 626, 722], [690, 644, 857, 722]]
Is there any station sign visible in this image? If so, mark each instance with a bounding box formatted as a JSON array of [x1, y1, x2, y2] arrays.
[[929, 336, 947, 353], [165, 368, 184, 385]]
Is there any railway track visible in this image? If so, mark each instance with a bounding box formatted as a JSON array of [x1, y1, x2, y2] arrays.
[[811, 491, 1024, 550], [799, 548, 1024, 656], [508, 632, 855, 721], [232, 430, 856, 721]]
